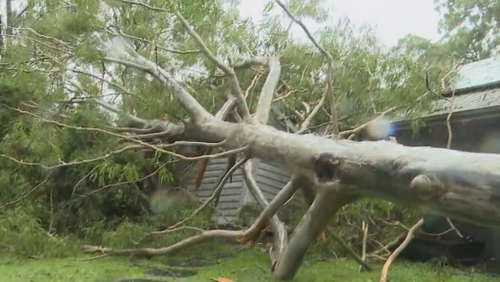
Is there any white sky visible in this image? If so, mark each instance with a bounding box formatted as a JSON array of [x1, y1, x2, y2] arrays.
[[238, 0, 441, 47], [2, 1, 441, 47]]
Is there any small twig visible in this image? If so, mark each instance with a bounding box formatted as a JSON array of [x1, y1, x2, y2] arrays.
[[174, 11, 251, 121], [274, 0, 339, 134], [67, 68, 141, 99], [131, 226, 205, 245], [49, 186, 54, 234], [359, 221, 369, 272], [104, 28, 200, 55], [273, 89, 304, 102], [245, 73, 263, 99], [444, 60, 465, 239], [71, 166, 99, 199], [77, 254, 110, 261], [326, 228, 372, 271], [380, 218, 424, 282], [446, 218, 464, 238], [2, 105, 246, 162], [118, 0, 169, 12], [296, 87, 327, 134], [273, 0, 329, 59], [445, 70, 457, 149], [82, 162, 170, 198], [0, 173, 52, 209], [372, 233, 406, 256], [0, 145, 141, 170]]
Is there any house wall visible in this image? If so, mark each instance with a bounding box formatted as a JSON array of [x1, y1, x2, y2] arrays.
[[255, 160, 293, 202], [394, 113, 500, 265], [182, 156, 293, 225], [182, 157, 243, 224]]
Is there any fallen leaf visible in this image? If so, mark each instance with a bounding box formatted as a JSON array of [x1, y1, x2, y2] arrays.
[[211, 277, 236, 282]]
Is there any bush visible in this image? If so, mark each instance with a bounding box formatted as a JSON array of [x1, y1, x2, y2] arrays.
[[0, 207, 79, 258]]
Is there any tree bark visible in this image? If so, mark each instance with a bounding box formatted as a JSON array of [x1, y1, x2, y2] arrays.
[[190, 119, 500, 228], [273, 182, 356, 280]]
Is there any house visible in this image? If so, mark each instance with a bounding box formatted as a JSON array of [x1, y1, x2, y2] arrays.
[[391, 56, 500, 270]]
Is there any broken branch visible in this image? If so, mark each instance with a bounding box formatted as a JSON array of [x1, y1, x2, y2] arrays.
[[380, 218, 424, 282]]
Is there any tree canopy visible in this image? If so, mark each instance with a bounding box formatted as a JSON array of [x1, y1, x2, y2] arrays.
[[1, 0, 500, 281], [435, 0, 500, 61]]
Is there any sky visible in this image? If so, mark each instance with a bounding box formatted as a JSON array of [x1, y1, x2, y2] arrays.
[[238, 0, 442, 47], [2, 0, 441, 47]]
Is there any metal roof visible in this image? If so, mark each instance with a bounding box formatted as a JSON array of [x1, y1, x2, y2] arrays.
[[392, 56, 500, 123], [427, 87, 500, 117], [391, 87, 500, 122], [448, 56, 500, 92]]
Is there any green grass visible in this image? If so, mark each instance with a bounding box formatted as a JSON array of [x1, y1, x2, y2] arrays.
[[0, 247, 498, 282]]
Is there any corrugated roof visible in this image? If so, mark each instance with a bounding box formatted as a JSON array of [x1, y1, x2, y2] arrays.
[[392, 57, 500, 123], [392, 87, 500, 122], [428, 87, 500, 116], [448, 57, 500, 92]]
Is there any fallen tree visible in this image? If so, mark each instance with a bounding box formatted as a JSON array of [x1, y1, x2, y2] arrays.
[[3, 0, 500, 281], [81, 7, 500, 281]]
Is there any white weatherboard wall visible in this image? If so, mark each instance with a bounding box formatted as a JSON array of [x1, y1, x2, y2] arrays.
[[183, 157, 292, 224]]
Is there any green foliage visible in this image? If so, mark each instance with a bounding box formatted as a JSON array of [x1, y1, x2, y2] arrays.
[[235, 203, 262, 227], [148, 190, 216, 230], [435, 0, 500, 61], [333, 199, 419, 251], [0, 207, 79, 258]]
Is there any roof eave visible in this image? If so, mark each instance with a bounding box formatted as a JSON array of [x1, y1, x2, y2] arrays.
[[392, 105, 500, 131]]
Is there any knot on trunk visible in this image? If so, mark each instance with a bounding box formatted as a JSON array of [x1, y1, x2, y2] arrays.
[[410, 174, 440, 201], [313, 153, 340, 183]]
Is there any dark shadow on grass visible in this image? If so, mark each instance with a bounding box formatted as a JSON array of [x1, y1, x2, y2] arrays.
[[147, 267, 198, 278], [161, 247, 245, 268]]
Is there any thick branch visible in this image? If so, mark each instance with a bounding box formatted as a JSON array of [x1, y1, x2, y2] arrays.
[[238, 177, 305, 244], [254, 56, 281, 124], [104, 54, 212, 123], [242, 164, 289, 265], [273, 182, 356, 280]]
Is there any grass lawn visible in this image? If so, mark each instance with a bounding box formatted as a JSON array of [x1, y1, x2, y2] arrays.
[[0, 246, 498, 282]]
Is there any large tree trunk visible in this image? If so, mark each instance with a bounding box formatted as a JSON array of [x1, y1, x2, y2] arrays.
[[191, 119, 500, 227]]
